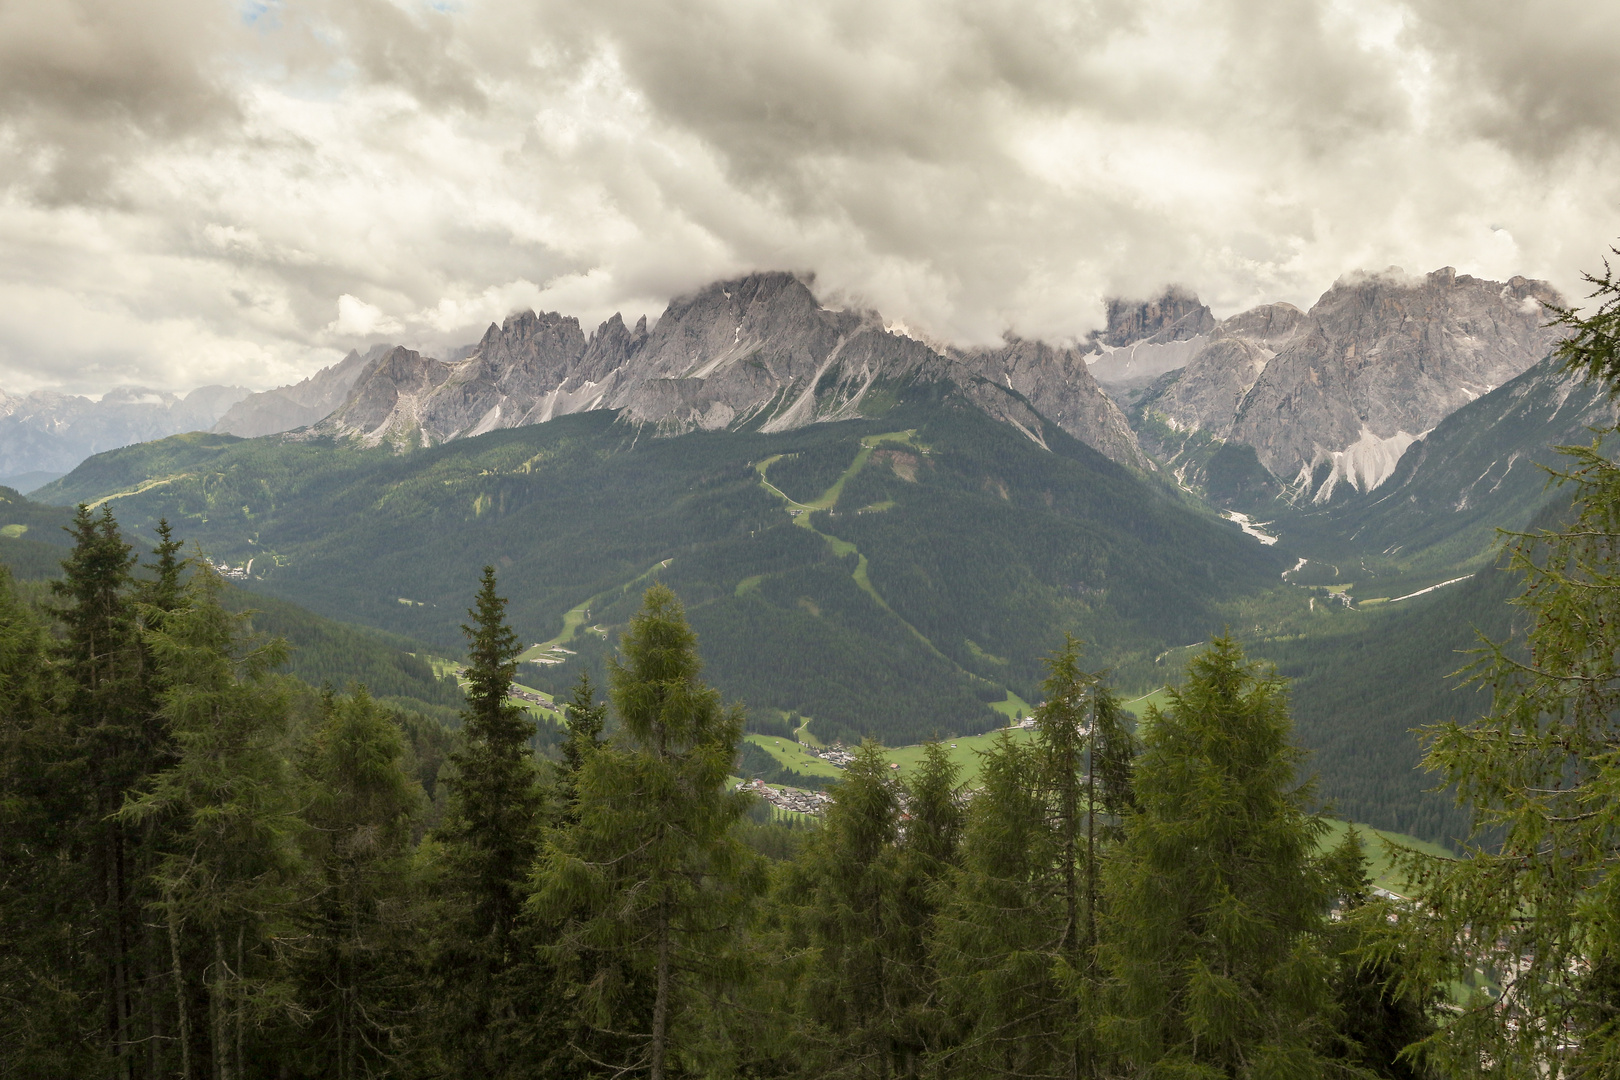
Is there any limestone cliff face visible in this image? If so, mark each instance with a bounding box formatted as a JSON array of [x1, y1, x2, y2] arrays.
[[1137, 268, 1564, 499], [1140, 303, 1307, 437], [312, 272, 1147, 468], [213, 345, 384, 438], [953, 338, 1147, 468], [1086, 289, 1219, 400]]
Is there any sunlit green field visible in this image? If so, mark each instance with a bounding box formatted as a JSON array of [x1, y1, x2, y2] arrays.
[[1316, 817, 1455, 895]]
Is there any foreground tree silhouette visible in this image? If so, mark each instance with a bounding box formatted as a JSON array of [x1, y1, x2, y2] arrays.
[[122, 566, 301, 1080], [1104, 636, 1338, 1077], [533, 584, 757, 1080]]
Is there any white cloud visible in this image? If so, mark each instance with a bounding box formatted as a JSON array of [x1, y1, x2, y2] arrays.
[[0, 0, 1617, 394]]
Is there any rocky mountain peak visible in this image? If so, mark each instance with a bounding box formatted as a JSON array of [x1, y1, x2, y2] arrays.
[[1095, 287, 1215, 349], [302, 269, 1145, 467], [1135, 266, 1567, 503]]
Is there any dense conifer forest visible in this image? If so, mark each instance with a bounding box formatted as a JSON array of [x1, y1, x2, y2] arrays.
[[0, 506, 1444, 1077]]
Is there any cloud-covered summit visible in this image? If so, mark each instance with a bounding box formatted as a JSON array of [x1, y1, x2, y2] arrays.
[[0, 0, 1616, 397]]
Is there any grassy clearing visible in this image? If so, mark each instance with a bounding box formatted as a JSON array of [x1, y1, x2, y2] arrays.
[[1317, 817, 1455, 895], [989, 690, 1034, 719], [1121, 686, 1171, 716], [744, 733, 847, 779], [882, 726, 1039, 784]]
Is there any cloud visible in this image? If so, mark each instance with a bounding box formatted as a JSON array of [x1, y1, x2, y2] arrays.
[[0, 0, 1617, 394]]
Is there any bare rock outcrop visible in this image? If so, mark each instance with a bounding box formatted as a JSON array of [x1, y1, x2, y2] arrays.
[[1136, 268, 1564, 500], [214, 344, 385, 438], [311, 272, 1148, 468]]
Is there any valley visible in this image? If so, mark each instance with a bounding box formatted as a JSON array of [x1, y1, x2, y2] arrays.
[[5, 264, 1604, 848]]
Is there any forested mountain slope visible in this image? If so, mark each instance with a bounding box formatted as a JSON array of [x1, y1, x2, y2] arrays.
[[1252, 556, 1526, 844], [36, 392, 1283, 745]]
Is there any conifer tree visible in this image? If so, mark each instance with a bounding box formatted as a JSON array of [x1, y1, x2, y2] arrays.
[[533, 584, 756, 1080], [933, 733, 1067, 1079], [1323, 831, 1437, 1080], [1032, 635, 1132, 1080], [555, 669, 606, 817], [430, 565, 544, 1078], [122, 564, 302, 1080], [1104, 636, 1337, 1077], [931, 639, 1132, 1080], [51, 504, 155, 1076], [1390, 256, 1620, 1076], [291, 686, 425, 1080], [0, 563, 98, 1076], [893, 743, 963, 1073], [782, 739, 913, 1078]]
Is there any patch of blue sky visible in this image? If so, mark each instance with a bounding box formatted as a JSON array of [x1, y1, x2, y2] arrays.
[[238, 0, 278, 27]]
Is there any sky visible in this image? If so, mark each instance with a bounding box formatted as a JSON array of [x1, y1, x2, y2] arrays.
[[1, 0, 1617, 396]]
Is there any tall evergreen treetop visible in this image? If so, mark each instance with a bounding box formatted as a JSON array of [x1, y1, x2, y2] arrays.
[[459, 564, 531, 755], [1105, 636, 1336, 1077], [430, 566, 544, 1078], [439, 565, 541, 947], [535, 584, 756, 1080]]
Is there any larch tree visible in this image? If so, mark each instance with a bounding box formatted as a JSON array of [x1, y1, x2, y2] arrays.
[[1104, 636, 1339, 1078], [533, 583, 757, 1080], [1391, 252, 1620, 1077], [122, 563, 302, 1080]]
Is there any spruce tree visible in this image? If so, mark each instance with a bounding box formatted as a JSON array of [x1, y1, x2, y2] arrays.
[[50, 504, 155, 1076], [782, 739, 912, 1078], [533, 584, 756, 1080], [430, 565, 544, 1078], [555, 669, 606, 818], [933, 733, 1067, 1079], [0, 563, 99, 1076], [1104, 636, 1337, 1077], [291, 686, 425, 1080], [121, 564, 302, 1080]]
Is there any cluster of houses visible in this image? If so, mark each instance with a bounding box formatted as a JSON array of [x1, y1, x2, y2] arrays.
[[509, 687, 551, 708], [212, 559, 251, 580], [806, 745, 856, 768], [737, 777, 833, 815]]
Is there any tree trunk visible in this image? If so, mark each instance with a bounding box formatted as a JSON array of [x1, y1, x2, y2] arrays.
[[166, 895, 192, 1080], [234, 926, 245, 1079], [107, 829, 132, 1080], [649, 898, 671, 1080], [212, 931, 229, 1080]]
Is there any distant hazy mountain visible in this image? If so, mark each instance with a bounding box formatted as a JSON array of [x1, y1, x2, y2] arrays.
[[309, 272, 1148, 468], [213, 344, 390, 437], [0, 384, 248, 483], [1134, 267, 1564, 501]]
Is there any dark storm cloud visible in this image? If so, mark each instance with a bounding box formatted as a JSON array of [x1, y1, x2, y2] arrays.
[[1406, 0, 1620, 157], [0, 0, 1615, 395]]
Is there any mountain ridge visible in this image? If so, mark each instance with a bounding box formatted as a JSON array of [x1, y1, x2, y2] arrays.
[[305, 272, 1150, 469]]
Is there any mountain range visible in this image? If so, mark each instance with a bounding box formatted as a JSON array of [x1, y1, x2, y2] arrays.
[[210, 265, 1567, 513], [8, 259, 1609, 847], [0, 383, 249, 490]]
